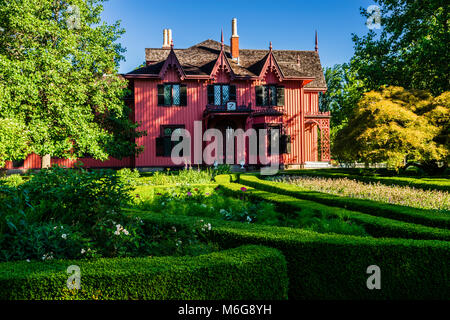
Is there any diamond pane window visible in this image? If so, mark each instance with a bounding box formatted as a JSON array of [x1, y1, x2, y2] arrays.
[[172, 84, 180, 105], [214, 85, 221, 105], [222, 85, 229, 104]]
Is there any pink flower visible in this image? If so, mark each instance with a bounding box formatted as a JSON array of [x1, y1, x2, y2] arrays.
[[240, 187, 247, 192], [187, 192, 192, 196]]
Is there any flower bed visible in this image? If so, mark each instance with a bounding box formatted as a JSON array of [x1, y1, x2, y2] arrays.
[[239, 174, 450, 229], [220, 178, 450, 241], [280, 169, 450, 192], [268, 175, 449, 211], [0, 167, 219, 262], [129, 184, 371, 237]]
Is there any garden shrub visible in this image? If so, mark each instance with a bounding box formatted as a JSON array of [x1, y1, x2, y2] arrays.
[[0, 166, 216, 262], [0, 245, 288, 300], [127, 210, 450, 300], [116, 168, 140, 187], [0, 174, 24, 187], [239, 174, 450, 229], [219, 182, 450, 241], [143, 168, 214, 186], [18, 165, 131, 226]]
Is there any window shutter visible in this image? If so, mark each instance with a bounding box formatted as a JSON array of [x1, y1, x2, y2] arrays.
[[255, 86, 263, 106], [156, 137, 164, 156], [229, 85, 236, 101], [163, 137, 172, 157], [281, 134, 291, 154], [277, 86, 285, 106], [180, 84, 187, 106], [207, 85, 215, 105], [157, 85, 164, 106]]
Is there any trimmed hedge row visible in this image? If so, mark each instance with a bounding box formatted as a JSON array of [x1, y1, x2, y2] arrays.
[[218, 181, 450, 241], [281, 169, 450, 191], [126, 210, 450, 300], [0, 245, 288, 300], [239, 174, 450, 229]]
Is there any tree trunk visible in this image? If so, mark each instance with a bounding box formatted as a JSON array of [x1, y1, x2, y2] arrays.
[[41, 154, 51, 169]]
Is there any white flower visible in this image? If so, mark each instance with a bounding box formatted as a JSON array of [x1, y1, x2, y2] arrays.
[[53, 226, 58, 230], [114, 230, 120, 236], [220, 209, 227, 215], [61, 234, 67, 239], [246, 216, 252, 222], [200, 204, 207, 208], [122, 229, 129, 236], [81, 249, 86, 254], [26, 259, 30, 262]]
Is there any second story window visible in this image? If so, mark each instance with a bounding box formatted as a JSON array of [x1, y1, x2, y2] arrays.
[[207, 84, 236, 105], [157, 84, 187, 106], [255, 85, 285, 106]]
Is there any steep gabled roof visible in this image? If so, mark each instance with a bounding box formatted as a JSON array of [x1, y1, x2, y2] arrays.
[[127, 40, 326, 89]]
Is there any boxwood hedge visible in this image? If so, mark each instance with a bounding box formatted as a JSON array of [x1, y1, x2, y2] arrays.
[[0, 245, 288, 300], [218, 181, 450, 241], [239, 174, 450, 229], [126, 210, 450, 300]]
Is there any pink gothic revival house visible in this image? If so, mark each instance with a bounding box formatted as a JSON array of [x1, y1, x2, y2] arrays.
[[4, 19, 330, 170]]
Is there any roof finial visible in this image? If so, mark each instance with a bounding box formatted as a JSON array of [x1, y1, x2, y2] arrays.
[[315, 30, 318, 52], [170, 38, 174, 49], [269, 41, 272, 51]]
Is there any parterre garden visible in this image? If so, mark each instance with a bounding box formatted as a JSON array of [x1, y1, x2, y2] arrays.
[[0, 166, 449, 300]]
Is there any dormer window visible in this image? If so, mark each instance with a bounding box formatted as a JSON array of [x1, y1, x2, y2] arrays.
[[157, 84, 187, 106], [207, 84, 236, 106]]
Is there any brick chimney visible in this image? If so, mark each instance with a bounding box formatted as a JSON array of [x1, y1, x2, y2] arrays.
[[230, 18, 239, 63]]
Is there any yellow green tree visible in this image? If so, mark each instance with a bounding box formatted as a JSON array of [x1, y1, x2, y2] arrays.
[[333, 86, 449, 171]]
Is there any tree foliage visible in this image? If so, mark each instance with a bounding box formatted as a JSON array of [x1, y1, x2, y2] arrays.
[[0, 118, 30, 167], [0, 0, 145, 167], [352, 0, 449, 95], [333, 86, 449, 170]]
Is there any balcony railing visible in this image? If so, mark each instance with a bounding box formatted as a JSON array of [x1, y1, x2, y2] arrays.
[[304, 111, 331, 118], [252, 105, 285, 116], [204, 103, 252, 114]]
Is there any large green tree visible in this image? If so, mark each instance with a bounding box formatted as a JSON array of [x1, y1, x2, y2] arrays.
[[319, 63, 365, 148], [352, 0, 449, 95], [333, 86, 449, 171], [0, 0, 144, 168]]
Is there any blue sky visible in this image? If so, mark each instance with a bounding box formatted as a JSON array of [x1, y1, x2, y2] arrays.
[[101, 0, 378, 74]]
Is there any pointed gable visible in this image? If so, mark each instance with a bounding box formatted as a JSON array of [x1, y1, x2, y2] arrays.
[[259, 49, 284, 82], [159, 47, 186, 80], [210, 47, 235, 81]]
